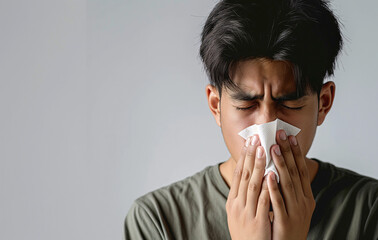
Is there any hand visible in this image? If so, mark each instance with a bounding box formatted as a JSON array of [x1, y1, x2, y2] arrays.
[[226, 135, 272, 240], [267, 130, 316, 240]]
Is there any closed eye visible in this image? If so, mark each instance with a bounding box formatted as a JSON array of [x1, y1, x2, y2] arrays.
[[235, 104, 304, 111], [235, 105, 257, 111], [281, 104, 304, 110]]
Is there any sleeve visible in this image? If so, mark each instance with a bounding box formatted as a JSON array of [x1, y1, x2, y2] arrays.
[[124, 201, 164, 240], [362, 185, 378, 239]]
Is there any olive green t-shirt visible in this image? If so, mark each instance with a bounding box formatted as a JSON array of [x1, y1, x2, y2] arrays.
[[124, 159, 378, 239]]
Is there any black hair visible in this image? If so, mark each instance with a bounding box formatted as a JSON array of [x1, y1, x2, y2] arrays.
[[199, 0, 343, 99]]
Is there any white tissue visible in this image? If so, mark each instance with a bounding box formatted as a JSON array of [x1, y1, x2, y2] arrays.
[[238, 119, 301, 183]]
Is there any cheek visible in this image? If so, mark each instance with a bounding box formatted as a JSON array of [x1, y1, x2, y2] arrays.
[[294, 110, 318, 156], [220, 108, 252, 162]]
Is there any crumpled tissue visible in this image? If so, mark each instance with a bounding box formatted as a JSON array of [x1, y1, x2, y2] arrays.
[[238, 119, 301, 183]]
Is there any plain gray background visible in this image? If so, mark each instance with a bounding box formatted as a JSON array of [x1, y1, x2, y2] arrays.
[[1, 0, 377, 239]]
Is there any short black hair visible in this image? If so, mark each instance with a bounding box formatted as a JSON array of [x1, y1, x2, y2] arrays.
[[199, 0, 343, 99]]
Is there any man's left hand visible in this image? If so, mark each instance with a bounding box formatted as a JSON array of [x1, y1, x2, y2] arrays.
[[267, 130, 316, 240]]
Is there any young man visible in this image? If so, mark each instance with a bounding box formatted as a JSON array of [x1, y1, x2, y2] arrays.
[[125, 0, 378, 239]]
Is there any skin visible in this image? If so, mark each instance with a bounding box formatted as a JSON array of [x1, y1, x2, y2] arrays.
[[206, 58, 335, 239]]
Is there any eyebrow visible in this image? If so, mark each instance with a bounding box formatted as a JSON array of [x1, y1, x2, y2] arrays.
[[230, 89, 303, 102], [230, 90, 264, 101], [272, 92, 303, 102]]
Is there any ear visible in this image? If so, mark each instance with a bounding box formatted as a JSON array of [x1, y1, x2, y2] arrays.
[[317, 81, 336, 126], [206, 84, 221, 127]]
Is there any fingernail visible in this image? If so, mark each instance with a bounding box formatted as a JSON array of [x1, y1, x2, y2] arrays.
[[251, 135, 258, 146], [257, 147, 263, 158], [290, 136, 298, 146], [245, 137, 251, 147], [274, 145, 281, 156], [279, 131, 287, 141], [270, 173, 276, 181]]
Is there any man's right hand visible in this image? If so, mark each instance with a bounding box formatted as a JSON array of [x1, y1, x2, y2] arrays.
[[225, 135, 272, 240]]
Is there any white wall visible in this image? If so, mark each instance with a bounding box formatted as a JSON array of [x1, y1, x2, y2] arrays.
[[1, 0, 377, 239]]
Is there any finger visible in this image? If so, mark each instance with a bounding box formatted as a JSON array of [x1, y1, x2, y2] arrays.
[[289, 135, 313, 198], [267, 172, 287, 222], [228, 137, 249, 199], [276, 130, 302, 199], [256, 177, 271, 220], [271, 144, 297, 211], [238, 135, 259, 206], [246, 145, 266, 217]]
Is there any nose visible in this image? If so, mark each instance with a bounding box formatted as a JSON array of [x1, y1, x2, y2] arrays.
[[254, 103, 277, 125]]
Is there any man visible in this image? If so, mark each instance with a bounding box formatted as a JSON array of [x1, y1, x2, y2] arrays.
[[125, 0, 378, 239]]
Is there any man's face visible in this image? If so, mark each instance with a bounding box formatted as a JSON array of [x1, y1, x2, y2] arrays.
[[218, 59, 319, 163]]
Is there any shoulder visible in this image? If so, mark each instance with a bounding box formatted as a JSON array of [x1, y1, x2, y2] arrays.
[[326, 161, 378, 196], [124, 163, 223, 239], [315, 159, 378, 198], [309, 160, 378, 239], [124, 200, 164, 239], [135, 164, 217, 209]]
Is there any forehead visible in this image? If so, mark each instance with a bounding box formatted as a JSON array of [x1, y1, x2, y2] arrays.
[[228, 58, 296, 95]]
